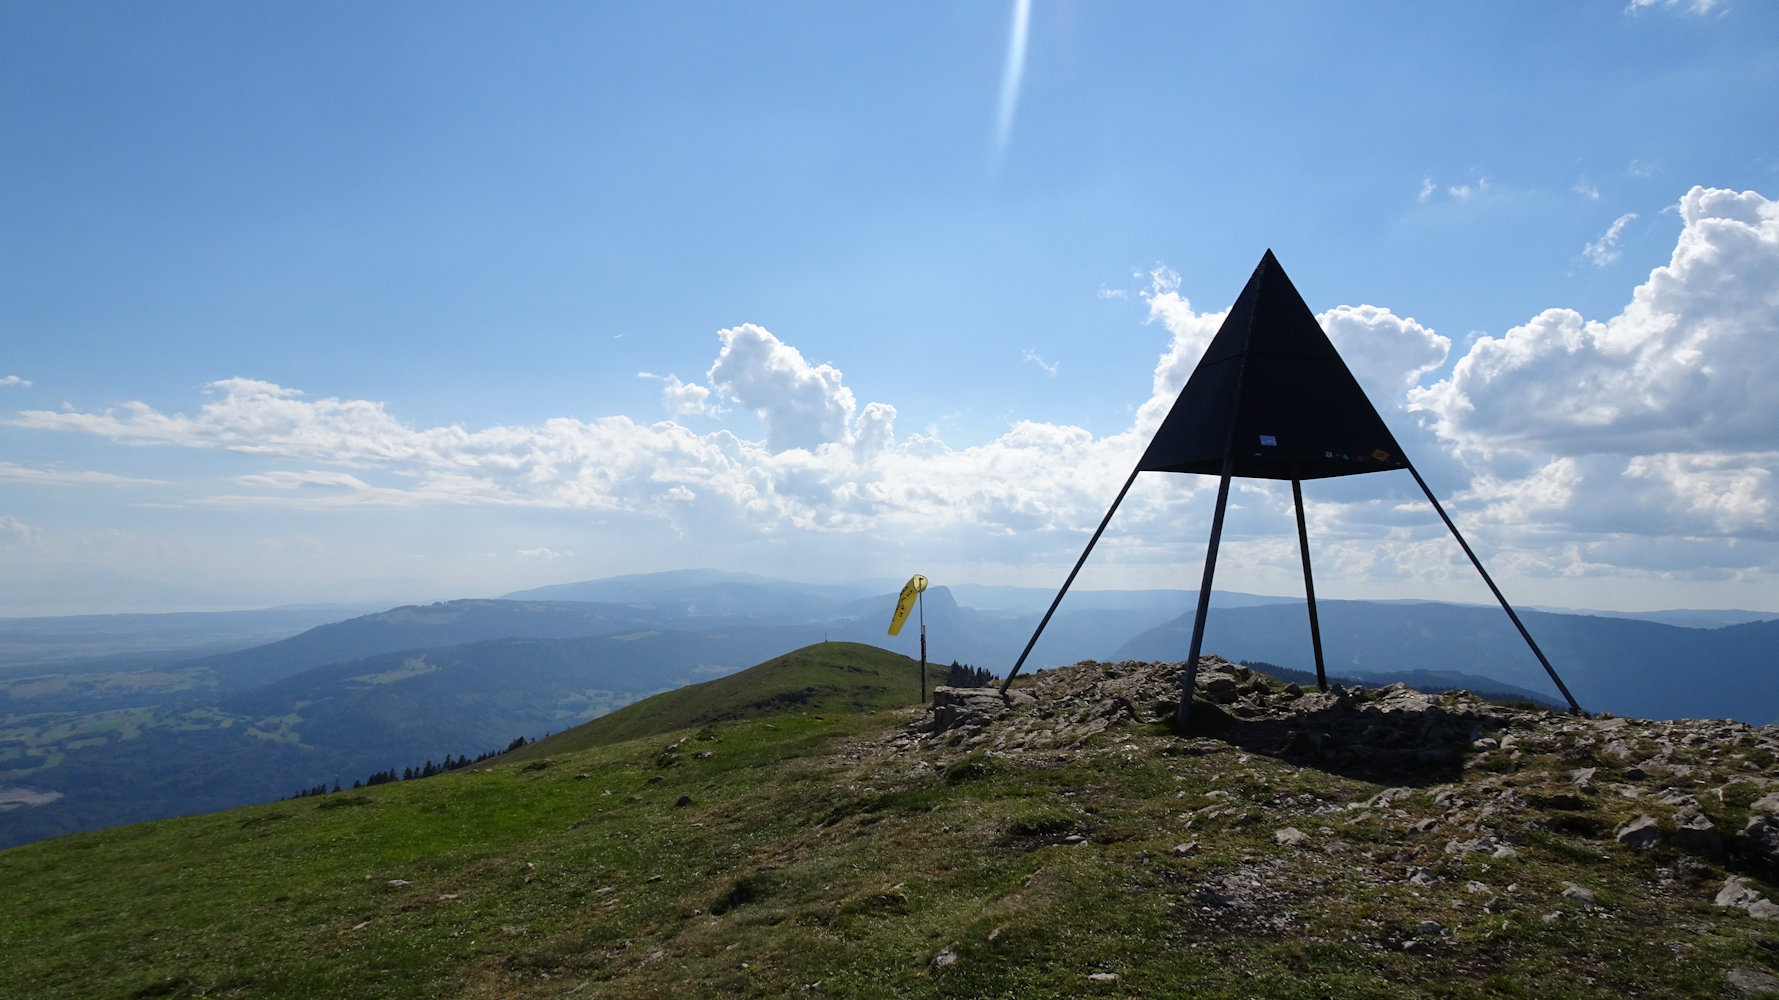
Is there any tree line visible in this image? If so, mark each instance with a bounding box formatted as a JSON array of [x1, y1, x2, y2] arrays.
[[945, 661, 996, 688], [288, 735, 534, 799]]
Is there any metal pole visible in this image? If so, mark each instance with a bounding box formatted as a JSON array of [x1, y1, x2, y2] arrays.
[[918, 589, 927, 702], [1179, 455, 1236, 728], [1404, 462, 1583, 714], [1291, 478, 1327, 691], [999, 468, 1142, 694]]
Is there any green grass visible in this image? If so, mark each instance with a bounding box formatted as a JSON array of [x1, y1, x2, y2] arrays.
[[4, 649, 1779, 998], [508, 640, 926, 756]]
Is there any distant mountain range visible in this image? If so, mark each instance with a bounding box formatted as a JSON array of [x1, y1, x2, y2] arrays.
[[0, 569, 1773, 849], [1524, 605, 1778, 629], [0, 603, 386, 670], [1115, 599, 1779, 721]]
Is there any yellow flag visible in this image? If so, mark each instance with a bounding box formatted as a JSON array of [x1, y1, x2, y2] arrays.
[[887, 574, 928, 636]]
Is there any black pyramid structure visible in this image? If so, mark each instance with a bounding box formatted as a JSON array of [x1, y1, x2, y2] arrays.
[[1000, 250, 1581, 719], [1137, 250, 1408, 481]]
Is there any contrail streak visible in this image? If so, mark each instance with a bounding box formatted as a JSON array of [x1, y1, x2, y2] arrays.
[[993, 0, 1032, 170]]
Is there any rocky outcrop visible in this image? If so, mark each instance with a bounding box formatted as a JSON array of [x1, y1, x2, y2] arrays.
[[894, 655, 1779, 873], [1716, 875, 1779, 919], [1615, 814, 1661, 850], [1740, 792, 1779, 865], [901, 657, 1515, 778], [914, 685, 1031, 738]]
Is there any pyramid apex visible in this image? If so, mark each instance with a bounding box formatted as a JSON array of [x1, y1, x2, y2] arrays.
[[1136, 251, 1407, 481]]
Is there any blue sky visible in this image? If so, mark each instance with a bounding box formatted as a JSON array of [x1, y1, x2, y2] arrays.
[[3, 1, 1776, 615]]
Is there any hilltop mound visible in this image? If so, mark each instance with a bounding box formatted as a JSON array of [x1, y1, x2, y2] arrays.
[[512, 641, 926, 756], [10, 654, 1779, 998]]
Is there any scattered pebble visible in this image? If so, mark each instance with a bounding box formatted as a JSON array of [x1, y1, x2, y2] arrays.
[[1561, 883, 1597, 906]]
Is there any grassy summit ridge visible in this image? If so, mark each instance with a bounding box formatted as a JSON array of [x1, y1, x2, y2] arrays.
[[5, 650, 1779, 998]]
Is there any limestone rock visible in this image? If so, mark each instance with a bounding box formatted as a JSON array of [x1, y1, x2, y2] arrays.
[[1203, 676, 1241, 704], [1751, 899, 1779, 920], [1727, 967, 1779, 997], [1273, 827, 1309, 847], [918, 687, 1015, 735], [1364, 787, 1414, 809], [1560, 882, 1597, 906], [1671, 814, 1725, 861], [1615, 814, 1661, 851], [1742, 815, 1779, 865], [1717, 875, 1770, 911]]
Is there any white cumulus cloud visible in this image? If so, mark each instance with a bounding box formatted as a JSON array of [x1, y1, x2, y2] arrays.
[[706, 323, 857, 453], [852, 401, 897, 464], [1319, 305, 1452, 397], [640, 371, 716, 416], [1136, 265, 1228, 432], [0, 375, 30, 388], [1411, 186, 1779, 539], [1413, 188, 1778, 457], [1624, 453, 1773, 535]]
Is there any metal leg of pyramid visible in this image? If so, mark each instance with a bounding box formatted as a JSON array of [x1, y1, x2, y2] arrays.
[[1291, 478, 1328, 691], [1180, 463, 1235, 728], [999, 469, 1141, 694], [1404, 463, 1583, 714]]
